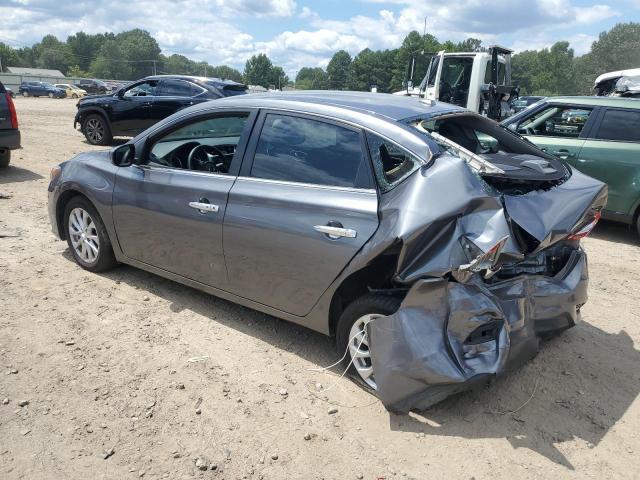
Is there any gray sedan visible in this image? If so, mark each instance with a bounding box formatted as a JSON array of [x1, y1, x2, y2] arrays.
[[48, 92, 606, 411]]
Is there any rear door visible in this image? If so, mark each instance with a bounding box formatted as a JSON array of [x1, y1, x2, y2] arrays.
[[576, 107, 640, 216], [113, 110, 256, 287], [223, 111, 379, 316], [153, 79, 200, 123], [515, 103, 597, 161]]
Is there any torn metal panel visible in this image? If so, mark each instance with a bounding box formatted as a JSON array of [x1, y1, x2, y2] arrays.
[[361, 152, 604, 412], [369, 250, 588, 413]]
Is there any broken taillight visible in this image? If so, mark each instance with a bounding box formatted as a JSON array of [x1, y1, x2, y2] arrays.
[[5, 92, 18, 129], [568, 211, 601, 240]]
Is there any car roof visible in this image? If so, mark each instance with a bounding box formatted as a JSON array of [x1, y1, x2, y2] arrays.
[[144, 74, 245, 86], [199, 90, 464, 122], [541, 95, 640, 109]]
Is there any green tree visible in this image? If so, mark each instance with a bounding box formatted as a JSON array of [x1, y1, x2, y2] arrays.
[[116, 29, 161, 78], [270, 66, 289, 89], [244, 54, 274, 87], [209, 65, 243, 82], [89, 39, 132, 80], [34, 35, 73, 73], [295, 67, 327, 89], [575, 22, 640, 93], [0, 43, 20, 71], [326, 50, 352, 90], [348, 48, 395, 93], [66, 32, 102, 71]]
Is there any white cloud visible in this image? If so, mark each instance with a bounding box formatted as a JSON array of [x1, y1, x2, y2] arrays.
[[0, 0, 624, 77]]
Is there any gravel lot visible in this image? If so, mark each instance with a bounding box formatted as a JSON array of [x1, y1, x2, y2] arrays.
[[1, 97, 639, 480]]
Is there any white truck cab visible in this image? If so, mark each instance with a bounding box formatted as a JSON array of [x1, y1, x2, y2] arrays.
[[398, 46, 517, 120]]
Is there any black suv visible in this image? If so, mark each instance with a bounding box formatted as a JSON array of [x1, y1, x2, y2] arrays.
[[74, 75, 248, 145], [75, 79, 109, 95], [0, 81, 20, 168]]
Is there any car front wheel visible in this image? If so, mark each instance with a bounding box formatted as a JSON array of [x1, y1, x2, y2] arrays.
[[63, 196, 117, 272], [22, 91, 28, 97], [336, 293, 401, 392], [82, 114, 112, 146], [48, 92, 54, 98]]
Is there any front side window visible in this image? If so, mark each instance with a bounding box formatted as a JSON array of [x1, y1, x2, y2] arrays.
[[250, 114, 370, 188], [149, 114, 249, 173], [517, 106, 593, 138], [594, 109, 640, 142], [366, 132, 421, 192], [124, 81, 158, 97]]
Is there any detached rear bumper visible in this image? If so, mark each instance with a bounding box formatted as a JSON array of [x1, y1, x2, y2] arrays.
[[369, 249, 588, 412]]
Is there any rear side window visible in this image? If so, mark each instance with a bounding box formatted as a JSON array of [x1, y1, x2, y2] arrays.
[[518, 106, 593, 138], [366, 132, 421, 192], [251, 114, 371, 188], [158, 79, 195, 97], [594, 109, 640, 142]]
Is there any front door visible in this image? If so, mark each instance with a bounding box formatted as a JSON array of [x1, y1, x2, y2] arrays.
[[112, 111, 255, 287], [223, 112, 379, 316], [111, 80, 159, 135], [516, 103, 596, 163]]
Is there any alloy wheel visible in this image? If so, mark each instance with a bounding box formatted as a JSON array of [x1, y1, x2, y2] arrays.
[[85, 118, 104, 143], [68, 207, 100, 264], [348, 314, 380, 389]]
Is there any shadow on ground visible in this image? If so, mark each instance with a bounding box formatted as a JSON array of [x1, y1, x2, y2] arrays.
[[0, 165, 43, 184], [60, 251, 639, 470], [80, 137, 129, 147], [590, 219, 638, 246], [388, 324, 639, 469]]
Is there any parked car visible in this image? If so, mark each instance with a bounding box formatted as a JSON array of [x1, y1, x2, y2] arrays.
[[503, 96, 640, 236], [0, 81, 21, 168], [54, 83, 87, 99], [511, 95, 545, 113], [75, 79, 109, 95], [18, 81, 66, 98], [49, 92, 606, 411], [74, 75, 248, 145]]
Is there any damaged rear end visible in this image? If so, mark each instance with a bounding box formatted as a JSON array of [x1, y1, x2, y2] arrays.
[[366, 112, 607, 412]]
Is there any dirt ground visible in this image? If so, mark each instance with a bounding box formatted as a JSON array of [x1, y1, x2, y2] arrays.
[[0, 97, 639, 480]]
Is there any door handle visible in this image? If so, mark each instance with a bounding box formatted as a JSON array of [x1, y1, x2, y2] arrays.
[[314, 225, 357, 239], [189, 200, 219, 214], [552, 150, 575, 159]]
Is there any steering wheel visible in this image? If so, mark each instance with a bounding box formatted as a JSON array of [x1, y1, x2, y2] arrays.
[[187, 144, 227, 172]]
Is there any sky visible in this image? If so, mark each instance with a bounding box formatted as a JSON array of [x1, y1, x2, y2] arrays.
[[0, 0, 638, 76]]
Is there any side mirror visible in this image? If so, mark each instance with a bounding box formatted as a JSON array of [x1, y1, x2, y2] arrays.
[[112, 144, 135, 167]]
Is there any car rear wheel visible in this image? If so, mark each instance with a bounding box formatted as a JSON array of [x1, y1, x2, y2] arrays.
[[0, 149, 10, 168], [336, 293, 402, 392], [63, 196, 117, 272], [48, 92, 54, 98], [82, 114, 112, 146]]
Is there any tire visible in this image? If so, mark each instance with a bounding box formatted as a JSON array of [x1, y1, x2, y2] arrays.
[[22, 91, 29, 97], [336, 293, 402, 392], [82, 113, 112, 146], [636, 215, 640, 240], [72, 94, 78, 99], [63, 196, 117, 272], [48, 92, 54, 98], [0, 149, 10, 168]]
